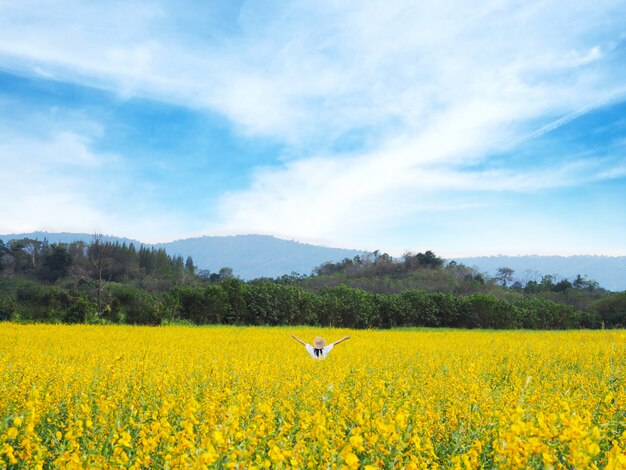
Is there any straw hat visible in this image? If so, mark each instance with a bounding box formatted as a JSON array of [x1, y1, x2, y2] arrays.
[[313, 337, 326, 348]]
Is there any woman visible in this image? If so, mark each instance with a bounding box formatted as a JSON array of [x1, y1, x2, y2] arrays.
[[291, 334, 351, 359]]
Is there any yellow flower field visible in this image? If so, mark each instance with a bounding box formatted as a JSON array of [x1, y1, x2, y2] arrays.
[[1, 324, 625, 469]]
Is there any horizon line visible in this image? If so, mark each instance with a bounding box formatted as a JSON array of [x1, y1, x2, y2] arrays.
[[1, 229, 625, 259]]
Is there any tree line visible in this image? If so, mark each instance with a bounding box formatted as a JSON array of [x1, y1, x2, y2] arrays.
[[296, 251, 611, 313], [0, 237, 195, 284], [1, 238, 625, 329], [0, 276, 605, 329]]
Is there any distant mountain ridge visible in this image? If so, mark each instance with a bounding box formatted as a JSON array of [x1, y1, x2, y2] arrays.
[[455, 255, 626, 292], [0, 232, 366, 280], [0, 231, 142, 246], [154, 235, 367, 279], [1, 232, 625, 290]]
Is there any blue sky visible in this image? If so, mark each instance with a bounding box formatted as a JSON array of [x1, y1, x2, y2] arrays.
[[0, 0, 625, 256]]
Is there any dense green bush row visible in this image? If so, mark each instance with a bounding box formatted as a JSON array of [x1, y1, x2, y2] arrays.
[[1, 278, 620, 329]]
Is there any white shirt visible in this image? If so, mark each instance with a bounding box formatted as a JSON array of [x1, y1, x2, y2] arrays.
[[305, 343, 334, 359]]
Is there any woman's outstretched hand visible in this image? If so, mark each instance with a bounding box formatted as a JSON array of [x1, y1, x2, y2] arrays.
[[291, 334, 306, 346], [332, 335, 351, 346]]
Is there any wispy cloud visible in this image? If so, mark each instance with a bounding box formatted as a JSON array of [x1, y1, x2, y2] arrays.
[[216, 145, 626, 246], [0, 0, 625, 253], [0, 123, 191, 242], [0, 128, 108, 234], [511, 87, 626, 147], [2, 1, 623, 143]]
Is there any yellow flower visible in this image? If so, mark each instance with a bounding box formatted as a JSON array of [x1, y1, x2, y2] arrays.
[[212, 430, 225, 445], [1, 324, 625, 468], [344, 452, 359, 468]]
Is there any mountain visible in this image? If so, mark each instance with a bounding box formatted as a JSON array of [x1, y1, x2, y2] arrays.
[[0, 231, 142, 246], [454, 255, 626, 292], [155, 234, 366, 279], [0, 232, 365, 279], [2, 232, 625, 289]]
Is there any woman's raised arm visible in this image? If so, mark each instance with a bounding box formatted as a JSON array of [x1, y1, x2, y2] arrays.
[[290, 334, 307, 346], [331, 335, 351, 346]]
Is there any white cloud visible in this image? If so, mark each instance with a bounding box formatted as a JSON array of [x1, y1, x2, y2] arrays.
[[2, 0, 623, 142], [209, 0, 626, 248], [0, 126, 191, 243], [216, 139, 626, 246], [511, 87, 626, 147], [0, 130, 108, 234], [0, 0, 625, 251]]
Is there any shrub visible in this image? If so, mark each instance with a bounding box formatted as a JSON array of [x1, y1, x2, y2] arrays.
[[465, 294, 519, 329], [109, 285, 161, 325]]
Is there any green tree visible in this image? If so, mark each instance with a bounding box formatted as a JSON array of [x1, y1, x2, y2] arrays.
[[321, 285, 378, 328], [399, 291, 440, 327], [466, 293, 518, 329], [221, 278, 247, 324], [39, 244, 72, 283], [496, 267, 514, 288], [88, 234, 111, 317], [184, 256, 195, 282], [592, 292, 626, 327]]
